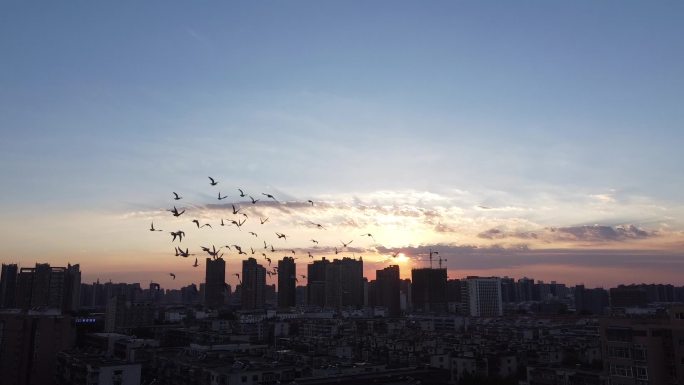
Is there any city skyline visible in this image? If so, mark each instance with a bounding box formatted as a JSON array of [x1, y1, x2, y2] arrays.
[[2, 2, 684, 289]]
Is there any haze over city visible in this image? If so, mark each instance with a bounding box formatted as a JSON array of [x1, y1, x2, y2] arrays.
[[1, 1, 683, 289]]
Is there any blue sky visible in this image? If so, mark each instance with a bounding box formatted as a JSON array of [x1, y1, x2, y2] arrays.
[[1, 1, 683, 287]]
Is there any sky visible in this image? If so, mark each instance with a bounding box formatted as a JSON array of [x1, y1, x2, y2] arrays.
[[1, 1, 683, 289]]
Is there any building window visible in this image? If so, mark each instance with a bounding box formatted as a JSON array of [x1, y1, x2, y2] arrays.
[[608, 346, 631, 359], [635, 366, 648, 380], [632, 345, 647, 361], [610, 364, 633, 377]]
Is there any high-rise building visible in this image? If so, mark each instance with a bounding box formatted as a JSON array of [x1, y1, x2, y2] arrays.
[[465, 276, 503, 317], [375, 265, 400, 317], [204, 257, 226, 308], [575, 285, 609, 315], [0, 263, 18, 308], [104, 295, 154, 332], [278, 257, 296, 308], [325, 257, 364, 308], [241, 258, 266, 310], [600, 306, 684, 384], [411, 268, 447, 313], [307, 258, 330, 307], [15, 263, 80, 313], [0, 309, 76, 385]]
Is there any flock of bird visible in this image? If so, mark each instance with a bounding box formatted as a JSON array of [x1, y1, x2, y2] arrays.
[[150, 176, 391, 285]]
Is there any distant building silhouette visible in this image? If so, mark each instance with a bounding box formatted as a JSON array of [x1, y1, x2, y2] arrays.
[[241, 258, 266, 310], [278, 257, 296, 308], [0, 263, 18, 308], [325, 257, 364, 308], [375, 265, 401, 317], [465, 276, 503, 317], [411, 268, 447, 313], [575, 285, 609, 315], [104, 294, 154, 332], [307, 258, 329, 307], [204, 257, 226, 308], [15, 263, 80, 313], [610, 285, 648, 308]]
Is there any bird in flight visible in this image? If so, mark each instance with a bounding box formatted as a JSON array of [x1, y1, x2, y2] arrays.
[[265, 257, 272, 266], [231, 204, 240, 215], [192, 258, 199, 268], [176, 247, 193, 258], [308, 252, 313, 259], [249, 196, 259, 204], [250, 247, 255, 255], [334, 247, 339, 255], [170, 231, 185, 242], [172, 192, 182, 200], [192, 219, 211, 228], [307, 200, 314, 206], [275, 232, 287, 240], [149, 222, 162, 232], [270, 245, 276, 253], [238, 188, 245, 197], [208, 176, 218, 186], [309, 221, 326, 230], [234, 273, 241, 283], [249, 231, 258, 237], [168, 206, 185, 217], [310, 239, 318, 245], [341, 240, 353, 248], [169, 273, 176, 280], [262, 193, 278, 202], [218, 192, 228, 200], [361, 233, 375, 241], [260, 217, 269, 225], [220, 219, 226, 227]]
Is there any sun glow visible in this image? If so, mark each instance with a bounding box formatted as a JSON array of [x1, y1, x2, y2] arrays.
[[395, 253, 409, 263]]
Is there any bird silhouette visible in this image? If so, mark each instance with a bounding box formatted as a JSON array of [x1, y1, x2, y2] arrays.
[[311, 239, 319, 244], [266, 257, 272, 266], [172, 192, 182, 200], [250, 247, 255, 255], [231, 204, 240, 215], [249, 195, 259, 204], [168, 206, 185, 217], [310, 221, 326, 230], [150, 222, 162, 232], [169, 273, 176, 280], [218, 192, 228, 200], [176, 247, 194, 258], [262, 193, 278, 202], [341, 240, 353, 248], [361, 233, 375, 241], [208, 176, 218, 186], [275, 232, 287, 240], [334, 247, 339, 255], [249, 231, 258, 237], [170, 231, 185, 242], [307, 200, 314, 206], [192, 258, 199, 267], [238, 188, 245, 197], [308, 252, 313, 258], [301, 275, 307, 279], [234, 273, 241, 284], [220, 219, 226, 226], [260, 217, 269, 224]]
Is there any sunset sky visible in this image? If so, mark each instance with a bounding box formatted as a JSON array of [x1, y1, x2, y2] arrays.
[[1, 1, 683, 289]]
